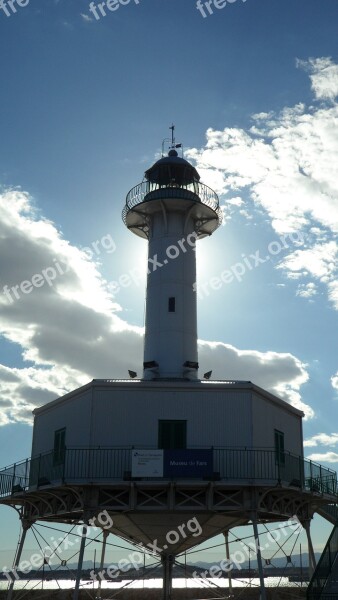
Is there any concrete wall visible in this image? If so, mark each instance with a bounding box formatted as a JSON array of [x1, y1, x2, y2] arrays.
[[31, 389, 92, 457], [31, 382, 303, 457], [89, 386, 253, 448], [252, 392, 303, 456]]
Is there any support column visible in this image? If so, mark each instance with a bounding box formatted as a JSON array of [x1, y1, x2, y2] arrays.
[[223, 531, 233, 594], [252, 517, 267, 600], [6, 520, 32, 600], [162, 554, 174, 600], [96, 530, 109, 600], [304, 519, 316, 579], [73, 520, 89, 600]]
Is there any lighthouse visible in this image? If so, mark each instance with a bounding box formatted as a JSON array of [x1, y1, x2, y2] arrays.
[[123, 128, 222, 380], [0, 129, 336, 600]]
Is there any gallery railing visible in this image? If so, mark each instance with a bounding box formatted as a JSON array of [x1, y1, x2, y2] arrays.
[[122, 180, 222, 225], [0, 447, 336, 498]]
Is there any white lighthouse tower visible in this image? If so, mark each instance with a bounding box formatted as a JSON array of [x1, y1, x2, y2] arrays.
[[123, 128, 221, 380]]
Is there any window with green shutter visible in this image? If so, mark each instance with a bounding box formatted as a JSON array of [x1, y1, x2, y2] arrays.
[[274, 429, 285, 466], [53, 428, 66, 465], [158, 420, 187, 449]]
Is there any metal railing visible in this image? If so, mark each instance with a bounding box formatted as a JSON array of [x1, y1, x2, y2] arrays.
[[0, 447, 336, 498], [307, 519, 338, 600], [122, 180, 221, 223], [0, 457, 29, 496]]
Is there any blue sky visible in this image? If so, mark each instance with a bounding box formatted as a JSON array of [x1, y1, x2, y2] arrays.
[[0, 0, 337, 569]]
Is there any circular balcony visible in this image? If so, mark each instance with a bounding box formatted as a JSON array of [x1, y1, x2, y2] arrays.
[[122, 180, 223, 239]]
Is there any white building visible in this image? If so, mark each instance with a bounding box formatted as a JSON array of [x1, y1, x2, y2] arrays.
[[31, 379, 304, 473]]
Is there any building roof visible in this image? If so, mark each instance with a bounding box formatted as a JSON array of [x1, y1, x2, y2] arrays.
[[32, 379, 304, 418]]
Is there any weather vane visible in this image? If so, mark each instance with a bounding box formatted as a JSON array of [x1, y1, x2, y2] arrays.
[[169, 123, 175, 146], [162, 124, 183, 156]]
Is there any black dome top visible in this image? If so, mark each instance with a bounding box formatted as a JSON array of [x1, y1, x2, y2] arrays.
[[145, 152, 200, 187]]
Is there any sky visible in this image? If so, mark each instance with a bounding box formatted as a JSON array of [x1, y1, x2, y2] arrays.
[[0, 0, 337, 572]]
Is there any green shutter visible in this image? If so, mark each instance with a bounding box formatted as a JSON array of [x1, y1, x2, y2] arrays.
[[53, 428, 66, 465], [158, 420, 187, 449], [275, 429, 285, 466]]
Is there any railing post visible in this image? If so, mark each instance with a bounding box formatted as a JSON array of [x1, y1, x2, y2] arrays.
[[277, 451, 281, 483], [62, 448, 66, 483], [299, 455, 303, 490], [319, 464, 323, 493], [37, 454, 42, 486], [24, 459, 29, 489], [12, 463, 16, 493]]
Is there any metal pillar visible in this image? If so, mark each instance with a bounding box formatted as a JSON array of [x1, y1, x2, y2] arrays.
[[73, 520, 89, 600], [252, 517, 267, 600], [223, 531, 233, 594], [96, 530, 109, 600], [304, 519, 316, 579], [162, 554, 174, 600], [6, 520, 32, 600], [248, 547, 252, 588]]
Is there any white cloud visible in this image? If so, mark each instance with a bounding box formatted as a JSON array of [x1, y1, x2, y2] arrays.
[[0, 189, 313, 425], [304, 433, 338, 448], [0, 189, 143, 424], [307, 452, 338, 464], [187, 110, 338, 235], [296, 282, 317, 299], [278, 242, 337, 308], [227, 197, 244, 207], [279, 242, 337, 282], [332, 372, 338, 391], [186, 58, 338, 308], [198, 341, 312, 418], [80, 13, 93, 22], [328, 280, 338, 310], [297, 57, 338, 100]]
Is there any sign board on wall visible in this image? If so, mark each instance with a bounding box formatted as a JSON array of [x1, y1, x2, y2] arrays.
[[131, 449, 163, 477], [131, 449, 213, 478], [163, 449, 213, 478]]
